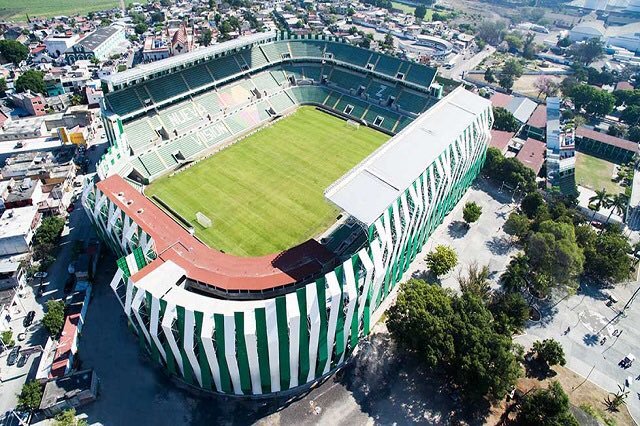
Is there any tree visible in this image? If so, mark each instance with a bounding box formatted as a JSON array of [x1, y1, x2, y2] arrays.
[[526, 220, 585, 294], [516, 381, 579, 426], [533, 338, 566, 368], [383, 33, 394, 49], [43, 299, 65, 337], [15, 70, 45, 95], [504, 212, 530, 240], [17, 381, 43, 411], [628, 126, 640, 142], [557, 36, 572, 48], [0, 77, 7, 96], [414, 5, 426, 19], [560, 76, 579, 97], [501, 254, 529, 293], [199, 28, 212, 47], [387, 280, 456, 367], [490, 291, 530, 334], [621, 105, 640, 126], [522, 33, 537, 59], [583, 226, 633, 283], [568, 38, 604, 65], [521, 192, 544, 218], [1, 330, 14, 347], [482, 147, 537, 193], [387, 280, 521, 403], [476, 20, 507, 45], [588, 188, 609, 218], [426, 245, 458, 277], [533, 76, 559, 99], [492, 107, 520, 132], [35, 216, 65, 246], [484, 67, 495, 84], [504, 33, 524, 51], [458, 262, 491, 302], [498, 74, 515, 91], [462, 201, 482, 225], [569, 85, 615, 117], [134, 22, 148, 35], [0, 39, 29, 65], [499, 59, 523, 91], [606, 192, 628, 224], [55, 409, 88, 426]]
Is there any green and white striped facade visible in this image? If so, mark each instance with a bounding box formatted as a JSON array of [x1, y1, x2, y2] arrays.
[[82, 87, 493, 396]]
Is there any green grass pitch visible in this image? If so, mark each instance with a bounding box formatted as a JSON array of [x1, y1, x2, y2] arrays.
[[146, 106, 389, 257], [0, 0, 119, 21]]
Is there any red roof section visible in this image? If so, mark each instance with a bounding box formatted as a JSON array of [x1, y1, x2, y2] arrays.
[[516, 137, 546, 174], [50, 312, 80, 378], [490, 130, 514, 153], [97, 175, 335, 291], [616, 81, 634, 91], [527, 104, 547, 128], [490, 92, 512, 109], [576, 127, 638, 153]]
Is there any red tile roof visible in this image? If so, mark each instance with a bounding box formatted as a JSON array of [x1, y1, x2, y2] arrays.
[[490, 92, 513, 109], [616, 81, 634, 91], [97, 175, 335, 292], [490, 130, 514, 153], [576, 127, 638, 153], [527, 104, 547, 128], [50, 312, 80, 378], [516, 137, 546, 174]]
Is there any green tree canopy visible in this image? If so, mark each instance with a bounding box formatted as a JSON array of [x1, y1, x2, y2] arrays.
[[492, 107, 520, 132], [568, 38, 604, 65], [521, 192, 544, 218], [15, 70, 46, 95], [516, 381, 579, 425], [426, 245, 458, 277], [463, 201, 482, 225], [54, 409, 88, 426], [17, 381, 43, 411], [134, 22, 148, 34], [504, 212, 531, 240], [490, 291, 530, 334], [414, 5, 427, 19], [583, 225, 633, 283], [0, 39, 29, 65], [43, 299, 65, 337], [569, 84, 616, 117], [483, 147, 537, 193], [533, 338, 566, 368]]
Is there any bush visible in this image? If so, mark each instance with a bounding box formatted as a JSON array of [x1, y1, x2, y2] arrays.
[[463, 201, 482, 225], [533, 338, 566, 368], [17, 381, 43, 411], [426, 245, 458, 277], [1, 330, 14, 347], [42, 299, 65, 337]]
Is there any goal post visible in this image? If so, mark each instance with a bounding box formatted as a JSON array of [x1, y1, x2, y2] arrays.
[[346, 119, 360, 130], [195, 212, 212, 228]]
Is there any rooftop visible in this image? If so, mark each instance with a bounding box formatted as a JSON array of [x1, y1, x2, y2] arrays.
[[527, 103, 547, 128], [0, 206, 39, 240], [324, 87, 492, 226], [576, 126, 638, 152], [75, 25, 123, 51], [40, 369, 96, 410], [516, 137, 546, 174], [490, 129, 515, 153]]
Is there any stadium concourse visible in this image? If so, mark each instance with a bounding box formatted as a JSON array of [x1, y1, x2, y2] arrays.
[[82, 31, 494, 396]]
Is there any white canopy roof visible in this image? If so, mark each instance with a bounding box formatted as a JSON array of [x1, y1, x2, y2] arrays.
[[325, 87, 491, 226]]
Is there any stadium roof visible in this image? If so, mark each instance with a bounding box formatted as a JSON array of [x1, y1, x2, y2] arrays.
[[325, 87, 492, 226], [104, 31, 276, 87], [97, 175, 335, 292]]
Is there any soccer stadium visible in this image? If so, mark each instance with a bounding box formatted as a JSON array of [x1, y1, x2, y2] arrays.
[[82, 31, 493, 396]]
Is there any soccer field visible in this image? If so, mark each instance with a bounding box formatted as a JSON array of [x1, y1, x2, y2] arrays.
[[146, 107, 389, 257], [575, 152, 622, 194], [0, 0, 119, 21]]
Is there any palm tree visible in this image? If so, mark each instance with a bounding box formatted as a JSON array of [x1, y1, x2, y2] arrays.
[[588, 188, 609, 220], [501, 254, 529, 293], [605, 193, 628, 224]]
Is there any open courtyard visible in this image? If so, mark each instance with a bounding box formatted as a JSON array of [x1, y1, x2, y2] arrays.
[[575, 151, 622, 195], [145, 106, 388, 256]]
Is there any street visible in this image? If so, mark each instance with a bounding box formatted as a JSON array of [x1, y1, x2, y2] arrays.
[[441, 45, 496, 81]]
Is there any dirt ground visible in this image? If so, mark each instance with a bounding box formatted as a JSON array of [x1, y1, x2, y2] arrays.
[[512, 74, 564, 98], [485, 364, 635, 425]]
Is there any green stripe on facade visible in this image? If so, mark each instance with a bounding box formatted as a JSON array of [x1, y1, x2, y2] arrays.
[[275, 297, 290, 390], [254, 308, 271, 393], [296, 287, 310, 385], [315, 278, 328, 377], [234, 312, 252, 394], [214, 314, 232, 393], [194, 311, 213, 391], [176, 306, 194, 386]]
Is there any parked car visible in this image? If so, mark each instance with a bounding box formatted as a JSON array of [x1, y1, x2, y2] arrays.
[[33, 272, 48, 279], [23, 311, 35, 327], [7, 346, 20, 366], [16, 352, 30, 368]]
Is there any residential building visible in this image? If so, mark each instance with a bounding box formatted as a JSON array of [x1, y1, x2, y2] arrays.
[[65, 25, 126, 64], [39, 369, 99, 417], [44, 33, 81, 58], [0, 206, 41, 256], [8, 91, 47, 117]]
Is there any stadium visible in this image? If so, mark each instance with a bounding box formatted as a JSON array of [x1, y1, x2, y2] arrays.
[[82, 31, 493, 396]]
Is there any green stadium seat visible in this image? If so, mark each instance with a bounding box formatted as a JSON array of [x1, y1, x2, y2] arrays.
[[288, 40, 325, 58], [195, 91, 224, 116], [145, 74, 189, 103], [365, 79, 402, 103], [251, 72, 280, 93], [269, 92, 295, 113], [302, 65, 323, 82], [131, 157, 151, 179], [395, 115, 414, 132], [373, 55, 402, 78], [156, 141, 180, 167], [270, 69, 288, 85], [363, 105, 401, 132], [124, 119, 158, 153], [225, 111, 250, 134], [198, 122, 231, 148], [323, 90, 341, 109], [207, 55, 242, 81], [256, 101, 271, 121], [239, 47, 269, 69], [325, 42, 371, 68], [335, 95, 368, 119], [139, 151, 167, 176], [182, 63, 214, 90], [105, 87, 144, 116], [175, 134, 206, 159], [288, 86, 331, 105], [159, 103, 202, 133], [328, 67, 369, 91], [405, 64, 437, 86], [260, 42, 291, 62], [282, 64, 304, 81], [396, 89, 431, 115]]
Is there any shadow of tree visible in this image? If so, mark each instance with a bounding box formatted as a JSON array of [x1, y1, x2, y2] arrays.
[[583, 333, 600, 346], [486, 236, 513, 256], [448, 221, 469, 239]]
